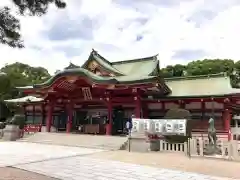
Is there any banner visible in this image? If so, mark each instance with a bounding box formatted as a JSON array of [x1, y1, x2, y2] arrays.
[[132, 118, 187, 136]]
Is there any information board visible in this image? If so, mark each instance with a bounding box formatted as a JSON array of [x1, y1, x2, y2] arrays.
[[132, 118, 187, 136]]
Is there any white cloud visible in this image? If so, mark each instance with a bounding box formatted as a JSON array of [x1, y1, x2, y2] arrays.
[[0, 0, 240, 74]]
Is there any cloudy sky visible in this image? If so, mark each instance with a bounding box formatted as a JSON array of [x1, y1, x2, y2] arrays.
[[0, 0, 240, 74]]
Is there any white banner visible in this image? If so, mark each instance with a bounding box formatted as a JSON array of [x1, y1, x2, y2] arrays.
[[132, 118, 187, 136]]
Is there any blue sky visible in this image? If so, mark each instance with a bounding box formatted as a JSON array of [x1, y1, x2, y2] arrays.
[[0, 0, 240, 74]]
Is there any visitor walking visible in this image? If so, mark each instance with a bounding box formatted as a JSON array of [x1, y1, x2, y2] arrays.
[[126, 115, 133, 135]]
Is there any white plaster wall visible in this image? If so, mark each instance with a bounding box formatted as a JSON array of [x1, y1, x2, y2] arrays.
[[165, 102, 179, 109], [148, 103, 162, 110], [205, 102, 224, 109], [185, 102, 201, 109]]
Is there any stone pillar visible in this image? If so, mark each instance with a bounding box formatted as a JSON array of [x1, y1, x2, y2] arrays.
[[66, 102, 73, 133], [106, 96, 113, 135], [46, 102, 54, 132], [224, 108, 232, 141]]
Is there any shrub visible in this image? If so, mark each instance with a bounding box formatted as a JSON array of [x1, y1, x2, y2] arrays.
[[163, 108, 192, 143]]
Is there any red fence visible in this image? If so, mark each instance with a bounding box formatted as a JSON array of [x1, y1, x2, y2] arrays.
[[24, 124, 42, 133]]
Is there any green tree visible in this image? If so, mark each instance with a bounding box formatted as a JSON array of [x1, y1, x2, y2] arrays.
[[161, 65, 174, 78], [0, 0, 66, 48], [186, 59, 234, 76], [1, 62, 50, 86], [0, 62, 51, 100]]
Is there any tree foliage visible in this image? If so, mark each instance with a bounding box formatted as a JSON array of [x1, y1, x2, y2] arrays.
[[0, 0, 66, 48], [160, 59, 240, 87], [0, 62, 50, 100]]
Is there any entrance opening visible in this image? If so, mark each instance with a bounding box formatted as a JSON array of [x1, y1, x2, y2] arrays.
[[112, 106, 126, 135]]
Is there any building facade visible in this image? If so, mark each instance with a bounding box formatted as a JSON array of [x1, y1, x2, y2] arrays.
[[17, 50, 240, 140]]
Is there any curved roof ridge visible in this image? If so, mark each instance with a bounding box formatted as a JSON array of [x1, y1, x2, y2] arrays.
[[26, 68, 159, 89], [164, 73, 226, 82], [64, 62, 80, 70], [111, 54, 158, 65]]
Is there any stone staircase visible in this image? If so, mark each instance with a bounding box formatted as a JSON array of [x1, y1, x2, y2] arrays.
[[18, 132, 128, 150]]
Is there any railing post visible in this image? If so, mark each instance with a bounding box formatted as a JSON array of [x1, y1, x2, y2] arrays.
[[199, 139, 204, 156]]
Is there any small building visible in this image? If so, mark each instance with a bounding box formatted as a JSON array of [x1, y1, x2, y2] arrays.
[[16, 49, 240, 140]]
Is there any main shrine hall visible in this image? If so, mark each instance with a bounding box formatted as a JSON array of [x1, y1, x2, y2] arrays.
[[17, 49, 240, 140]]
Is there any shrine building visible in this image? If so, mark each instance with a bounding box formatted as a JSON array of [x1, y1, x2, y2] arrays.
[[17, 49, 240, 140]]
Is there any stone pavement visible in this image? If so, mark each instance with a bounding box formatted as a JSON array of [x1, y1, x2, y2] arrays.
[[0, 141, 238, 180], [19, 132, 128, 150], [15, 156, 238, 180], [0, 141, 104, 167], [88, 151, 240, 179], [0, 167, 59, 180]]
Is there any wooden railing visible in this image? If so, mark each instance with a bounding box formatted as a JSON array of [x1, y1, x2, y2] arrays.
[[157, 138, 240, 161], [160, 141, 186, 153]]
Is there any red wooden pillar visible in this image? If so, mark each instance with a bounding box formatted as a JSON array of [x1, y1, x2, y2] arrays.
[[40, 104, 45, 132], [133, 88, 141, 118], [33, 105, 36, 124], [41, 104, 44, 125], [224, 108, 232, 141], [178, 100, 185, 109], [223, 98, 232, 141], [105, 96, 113, 135], [201, 99, 205, 121], [46, 102, 54, 132], [66, 102, 73, 133]]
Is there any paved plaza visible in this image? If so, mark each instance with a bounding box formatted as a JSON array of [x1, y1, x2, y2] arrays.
[[0, 141, 104, 167], [0, 141, 238, 180]]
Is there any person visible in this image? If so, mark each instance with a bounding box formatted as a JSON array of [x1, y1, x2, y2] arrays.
[[125, 115, 133, 135]]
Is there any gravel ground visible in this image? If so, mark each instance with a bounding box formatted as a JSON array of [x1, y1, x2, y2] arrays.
[[0, 167, 59, 180], [87, 151, 240, 179]]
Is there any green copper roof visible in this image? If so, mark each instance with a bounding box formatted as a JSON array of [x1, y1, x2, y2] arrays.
[[112, 55, 159, 76], [18, 68, 158, 89], [81, 49, 159, 77], [17, 50, 164, 90], [165, 74, 240, 97], [81, 50, 123, 75]]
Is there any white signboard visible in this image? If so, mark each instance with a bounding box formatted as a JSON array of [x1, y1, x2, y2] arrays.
[[132, 118, 154, 133], [132, 118, 187, 136]]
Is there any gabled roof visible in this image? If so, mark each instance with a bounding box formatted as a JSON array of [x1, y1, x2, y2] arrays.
[[81, 49, 123, 75], [82, 49, 159, 76], [165, 73, 240, 98], [17, 49, 166, 91], [18, 68, 159, 89], [64, 62, 80, 70]]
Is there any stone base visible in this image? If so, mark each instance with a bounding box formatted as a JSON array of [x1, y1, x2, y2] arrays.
[[128, 137, 149, 152], [2, 125, 20, 141], [150, 140, 160, 151], [203, 145, 222, 155], [127, 135, 160, 152]]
